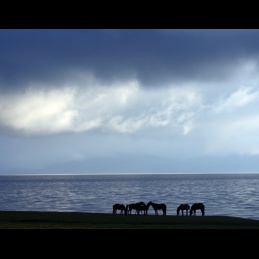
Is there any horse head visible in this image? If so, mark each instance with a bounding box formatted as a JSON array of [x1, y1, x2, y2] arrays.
[[176, 206, 180, 216]]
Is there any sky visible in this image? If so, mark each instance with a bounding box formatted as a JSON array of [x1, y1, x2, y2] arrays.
[[1, 29, 259, 174]]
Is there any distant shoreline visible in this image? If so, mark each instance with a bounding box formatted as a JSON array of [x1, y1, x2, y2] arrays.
[[1, 172, 259, 176]]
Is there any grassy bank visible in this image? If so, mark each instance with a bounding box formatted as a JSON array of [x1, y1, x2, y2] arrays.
[[0, 210, 259, 229]]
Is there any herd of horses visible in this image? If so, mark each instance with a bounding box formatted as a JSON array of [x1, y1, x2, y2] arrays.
[[112, 202, 205, 216]]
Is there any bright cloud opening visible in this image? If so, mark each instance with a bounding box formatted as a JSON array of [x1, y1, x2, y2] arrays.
[[0, 78, 203, 136]]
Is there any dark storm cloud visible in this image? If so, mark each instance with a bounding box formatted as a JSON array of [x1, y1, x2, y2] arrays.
[[1, 29, 259, 92]]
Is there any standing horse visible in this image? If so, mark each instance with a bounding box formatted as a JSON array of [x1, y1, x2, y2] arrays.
[[147, 201, 167, 216], [190, 203, 205, 216], [177, 204, 190, 216], [112, 204, 126, 215]]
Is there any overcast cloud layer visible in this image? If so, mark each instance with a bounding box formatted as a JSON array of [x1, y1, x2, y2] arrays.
[[1, 29, 259, 174]]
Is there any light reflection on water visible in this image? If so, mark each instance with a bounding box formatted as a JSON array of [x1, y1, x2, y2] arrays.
[[0, 174, 259, 220]]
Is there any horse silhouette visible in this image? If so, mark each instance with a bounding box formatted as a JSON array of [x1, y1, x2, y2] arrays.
[[126, 202, 146, 215], [135, 203, 149, 215], [147, 201, 166, 216], [112, 204, 126, 215], [190, 203, 205, 216], [177, 204, 190, 216]]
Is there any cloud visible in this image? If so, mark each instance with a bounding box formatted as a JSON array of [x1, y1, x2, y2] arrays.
[[193, 85, 259, 156], [0, 74, 204, 136], [213, 86, 259, 113], [2, 29, 259, 92], [0, 87, 77, 134], [1, 29, 259, 174]]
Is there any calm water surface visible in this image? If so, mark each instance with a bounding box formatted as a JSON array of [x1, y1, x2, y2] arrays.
[[0, 173, 259, 220]]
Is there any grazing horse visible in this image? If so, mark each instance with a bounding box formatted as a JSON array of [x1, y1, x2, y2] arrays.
[[177, 204, 190, 216], [126, 202, 146, 215], [112, 204, 126, 215], [190, 203, 205, 216], [136, 203, 149, 215], [147, 201, 167, 216]]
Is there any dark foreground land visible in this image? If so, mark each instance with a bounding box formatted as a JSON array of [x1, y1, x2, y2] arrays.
[[1, 211, 259, 229]]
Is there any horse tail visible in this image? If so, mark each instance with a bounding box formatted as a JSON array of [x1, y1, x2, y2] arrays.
[[163, 204, 167, 216]]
